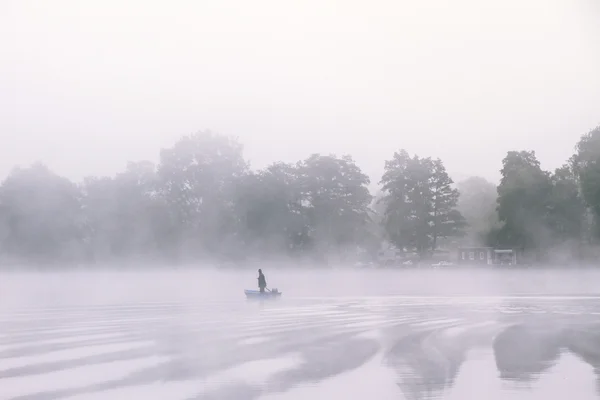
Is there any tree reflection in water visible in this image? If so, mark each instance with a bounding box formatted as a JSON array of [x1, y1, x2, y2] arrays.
[[385, 312, 600, 399]]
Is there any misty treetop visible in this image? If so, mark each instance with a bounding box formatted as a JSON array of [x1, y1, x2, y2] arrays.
[[0, 163, 84, 261], [485, 126, 600, 262], [378, 150, 466, 258], [1, 125, 600, 265], [0, 132, 376, 264]]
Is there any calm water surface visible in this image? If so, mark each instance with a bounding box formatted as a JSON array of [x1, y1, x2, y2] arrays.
[[1, 268, 600, 399]]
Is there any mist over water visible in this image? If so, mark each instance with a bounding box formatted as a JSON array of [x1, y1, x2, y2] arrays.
[[3, 267, 600, 305], [2, 268, 600, 399]]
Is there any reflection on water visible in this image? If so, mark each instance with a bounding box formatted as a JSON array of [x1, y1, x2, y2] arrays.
[[386, 330, 468, 399], [446, 349, 598, 400], [493, 323, 563, 381], [2, 270, 600, 399], [385, 297, 600, 400]]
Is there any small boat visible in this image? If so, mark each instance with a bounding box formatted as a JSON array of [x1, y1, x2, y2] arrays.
[[244, 288, 282, 299]]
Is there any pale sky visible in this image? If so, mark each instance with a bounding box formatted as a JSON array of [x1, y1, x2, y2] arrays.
[[2, 0, 599, 188]]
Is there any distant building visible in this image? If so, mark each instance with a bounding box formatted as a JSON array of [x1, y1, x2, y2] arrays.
[[493, 249, 518, 265], [458, 247, 493, 265], [458, 247, 519, 265]]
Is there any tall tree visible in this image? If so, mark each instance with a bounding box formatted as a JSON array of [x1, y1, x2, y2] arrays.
[[233, 162, 309, 255], [546, 165, 585, 244], [157, 131, 248, 259], [571, 125, 600, 239], [297, 154, 372, 259], [430, 159, 466, 250], [380, 150, 418, 252], [494, 151, 553, 255], [380, 150, 465, 257]]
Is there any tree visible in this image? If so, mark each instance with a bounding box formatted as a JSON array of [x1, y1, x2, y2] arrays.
[[546, 165, 585, 243], [296, 154, 372, 259], [493, 151, 553, 256], [457, 176, 500, 245], [9, 126, 600, 267], [157, 131, 248, 259], [380, 150, 465, 258], [430, 159, 466, 250], [492, 150, 588, 262], [233, 162, 310, 255], [81, 161, 170, 262], [380, 150, 420, 253], [571, 125, 600, 239], [0, 164, 84, 262]]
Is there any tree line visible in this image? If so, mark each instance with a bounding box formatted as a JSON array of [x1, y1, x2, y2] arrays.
[[0, 126, 599, 266], [484, 125, 600, 263]]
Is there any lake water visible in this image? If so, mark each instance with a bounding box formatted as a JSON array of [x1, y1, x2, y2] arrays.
[[1, 268, 600, 399]]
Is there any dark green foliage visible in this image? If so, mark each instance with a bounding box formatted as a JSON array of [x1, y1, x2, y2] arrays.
[[491, 151, 586, 261], [379, 150, 465, 258], [572, 126, 600, 239], [546, 165, 585, 243], [494, 151, 553, 251]]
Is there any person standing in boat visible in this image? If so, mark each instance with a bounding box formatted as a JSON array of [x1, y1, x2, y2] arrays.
[[257, 269, 267, 293]]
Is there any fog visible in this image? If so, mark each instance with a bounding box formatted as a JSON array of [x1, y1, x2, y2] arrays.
[[2, 0, 600, 184], [3, 0, 600, 398], [3, 268, 600, 399], [5, 267, 600, 306]]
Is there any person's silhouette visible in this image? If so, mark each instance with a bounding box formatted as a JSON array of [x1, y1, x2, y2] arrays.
[[257, 269, 267, 293]]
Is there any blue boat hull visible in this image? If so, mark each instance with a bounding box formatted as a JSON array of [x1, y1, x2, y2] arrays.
[[244, 289, 282, 299]]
